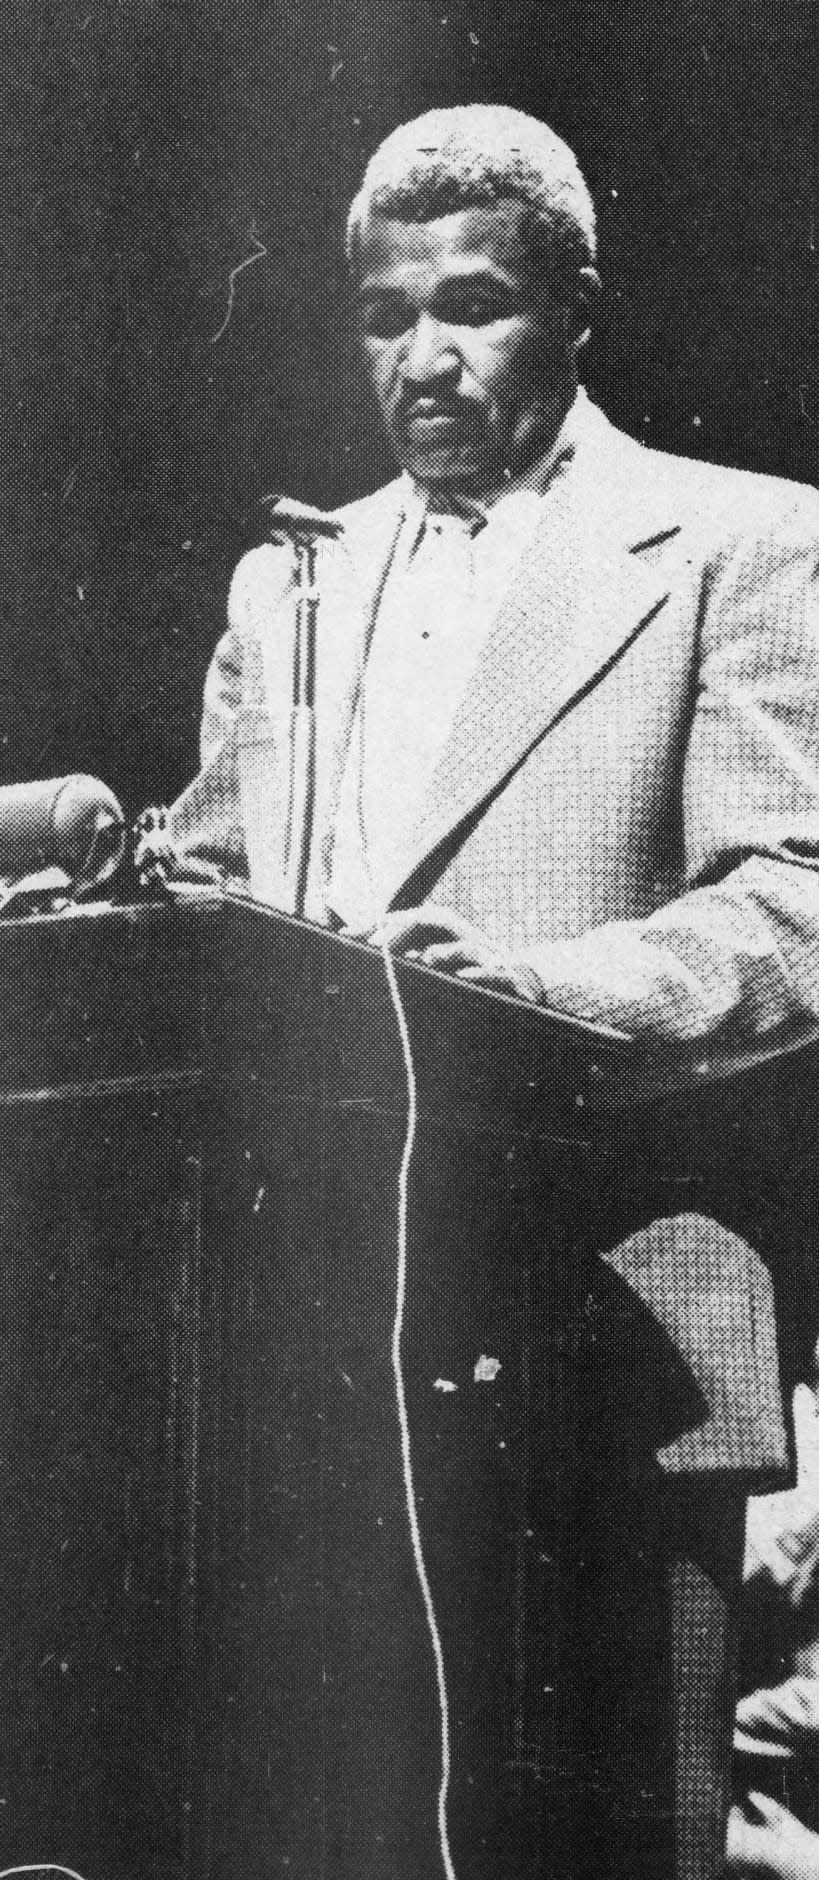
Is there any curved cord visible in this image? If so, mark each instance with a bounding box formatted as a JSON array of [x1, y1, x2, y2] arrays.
[[381, 939, 457, 1880], [0, 1865, 94, 1879]]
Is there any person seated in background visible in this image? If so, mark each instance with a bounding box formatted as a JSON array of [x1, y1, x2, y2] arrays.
[[727, 1359, 819, 1878]]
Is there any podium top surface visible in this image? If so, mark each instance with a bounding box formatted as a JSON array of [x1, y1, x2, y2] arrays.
[[0, 892, 816, 1122]]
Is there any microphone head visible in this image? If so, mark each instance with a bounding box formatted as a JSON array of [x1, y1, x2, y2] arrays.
[[0, 775, 125, 885], [52, 775, 125, 880]]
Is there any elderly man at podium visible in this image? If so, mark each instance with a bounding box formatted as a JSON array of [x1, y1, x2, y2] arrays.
[[157, 103, 819, 1879], [169, 102, 819, 1056]]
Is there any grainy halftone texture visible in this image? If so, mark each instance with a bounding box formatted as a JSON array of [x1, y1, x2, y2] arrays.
[[3, 4, 816, 1874]]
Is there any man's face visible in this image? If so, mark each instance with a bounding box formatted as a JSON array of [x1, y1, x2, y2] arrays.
[[355, 199, 584, 494]]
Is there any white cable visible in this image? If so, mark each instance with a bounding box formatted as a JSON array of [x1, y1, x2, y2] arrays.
[[0, 1866, 94, 1879], [381, 939, 457, 1880]]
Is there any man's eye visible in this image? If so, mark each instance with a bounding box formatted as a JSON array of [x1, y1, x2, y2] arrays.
[[443, 294, 510, 326], [360, 301, 412, 340], [359, 295, 512, 338]]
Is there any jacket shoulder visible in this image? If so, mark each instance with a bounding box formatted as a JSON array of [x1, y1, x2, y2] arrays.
[[611, 425, 818, 539], [227, 540, 296, 632]]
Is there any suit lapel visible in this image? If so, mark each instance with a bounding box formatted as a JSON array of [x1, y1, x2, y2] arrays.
[[381, 420, 681, 908]]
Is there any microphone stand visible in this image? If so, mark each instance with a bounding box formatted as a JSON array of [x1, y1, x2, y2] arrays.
[[287, 532, 318, 919], [269, 500, 342, 919]]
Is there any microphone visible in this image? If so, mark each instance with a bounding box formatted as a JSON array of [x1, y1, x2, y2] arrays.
[[0, 775, 126, 886]]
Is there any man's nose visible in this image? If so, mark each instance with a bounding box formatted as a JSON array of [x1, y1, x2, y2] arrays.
[[402, 311, 459, 384]]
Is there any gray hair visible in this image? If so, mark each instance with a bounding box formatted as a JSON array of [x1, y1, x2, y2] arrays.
[[346, 105, 597, 280]]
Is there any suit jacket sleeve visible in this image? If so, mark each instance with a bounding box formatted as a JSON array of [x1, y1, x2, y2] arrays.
[[167, 544, 293, 871], [519, 486, 819, 1042]]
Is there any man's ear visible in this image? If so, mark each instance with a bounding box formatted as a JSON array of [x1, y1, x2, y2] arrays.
[[570, 266, 602, 352]]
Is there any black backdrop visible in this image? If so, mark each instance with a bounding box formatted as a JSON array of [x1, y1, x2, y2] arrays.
[[0, 0, 815, 818]]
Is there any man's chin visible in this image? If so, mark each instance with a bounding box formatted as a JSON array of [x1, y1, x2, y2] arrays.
[[395, 436, 489, 490]]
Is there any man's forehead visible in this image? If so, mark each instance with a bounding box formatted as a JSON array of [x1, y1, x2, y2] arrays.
[[356, 200, 531, 284]]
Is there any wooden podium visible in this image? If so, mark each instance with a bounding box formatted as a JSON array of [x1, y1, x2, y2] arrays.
[[0, 894, 812, 1880]]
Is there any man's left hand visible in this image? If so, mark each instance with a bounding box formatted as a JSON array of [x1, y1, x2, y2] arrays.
[[363, 904, 545, 1003]]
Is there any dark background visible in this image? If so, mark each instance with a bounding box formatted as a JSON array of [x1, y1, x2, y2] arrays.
[[0, 0, 815, 818]]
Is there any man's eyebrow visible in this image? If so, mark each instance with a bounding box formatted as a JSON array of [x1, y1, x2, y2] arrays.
[[439, 267, 517, 286], [431, 269, 522, 299], [359, 266, 517, 295]]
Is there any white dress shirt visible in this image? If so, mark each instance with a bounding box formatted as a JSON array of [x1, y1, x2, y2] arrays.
[[328, 395, 583, 929]]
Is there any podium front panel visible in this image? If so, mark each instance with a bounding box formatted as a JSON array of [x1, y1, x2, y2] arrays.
[[0, 899, 809, 1879]]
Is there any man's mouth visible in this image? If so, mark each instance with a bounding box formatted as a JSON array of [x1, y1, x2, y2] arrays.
[[400, 399, 469, 437]]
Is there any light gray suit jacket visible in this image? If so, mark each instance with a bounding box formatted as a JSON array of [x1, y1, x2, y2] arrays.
[[171, 398, 819, 1042]]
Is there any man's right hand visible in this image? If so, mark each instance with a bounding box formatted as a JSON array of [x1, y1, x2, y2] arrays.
[[354, 903, 547, 1004]]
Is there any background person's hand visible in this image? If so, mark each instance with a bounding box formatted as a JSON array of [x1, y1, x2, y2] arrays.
[[745, 1383, 819, 1609], [726, 1791, 819, 1878], [367, 904, 545, 1003]]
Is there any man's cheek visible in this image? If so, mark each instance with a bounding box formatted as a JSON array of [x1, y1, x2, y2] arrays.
[[370, 358, 401, 413]]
